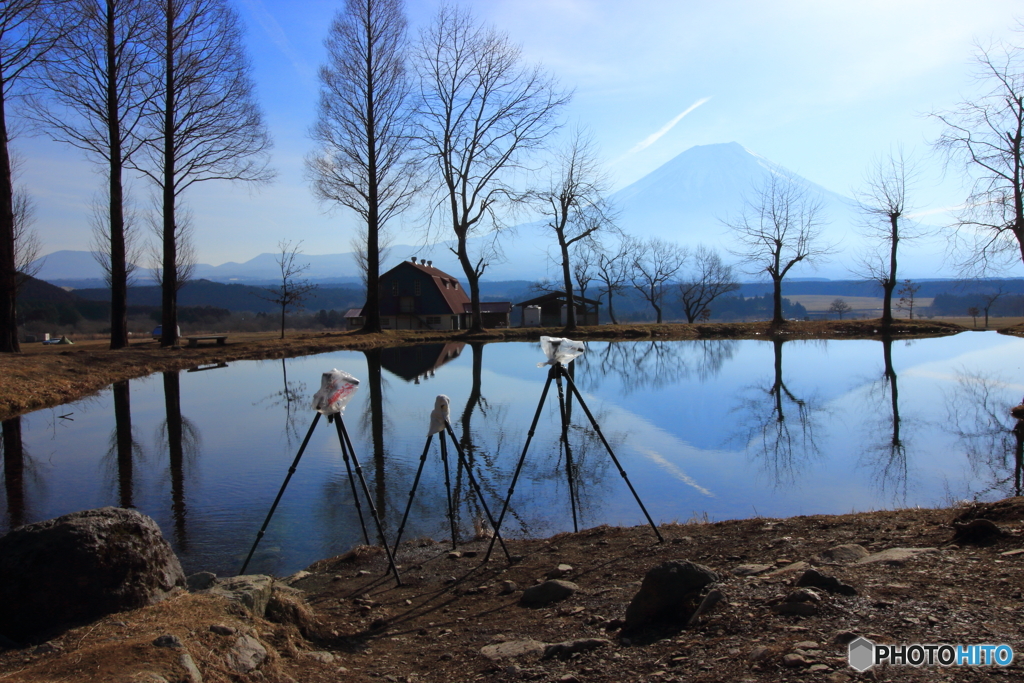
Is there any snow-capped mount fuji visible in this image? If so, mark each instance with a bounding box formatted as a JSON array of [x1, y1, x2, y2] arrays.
[[33, 142, 949, 286], [611, 141, 856, 240]]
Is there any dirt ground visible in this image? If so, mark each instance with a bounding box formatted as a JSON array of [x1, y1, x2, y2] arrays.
[[0, 318, 972, 421], [2, 498, 1024, 682]]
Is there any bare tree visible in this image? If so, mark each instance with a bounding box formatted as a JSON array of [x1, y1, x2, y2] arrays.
[[854, 147, 921, 327], [139, 0, 273, 348], [631, 237, 687, 323], [571, 239, 598, 307], [897, 278, 920, 319], [726, 173, 832, 326], [535, 127, 614, 329], [90, 193, 142, 289], [980, 285, 1006, 328], [968, 305, 981, 327], [594, 234, 634, 324], [828, 298, 852, 320], [9, 184, 41, 304], [147, 201, 194, 292], [308, 0, 417, 334], [30, 0, 156, 349], [257, 240, 318, 339], [0, 0, 68, 352], [677, 244, 738, 323], [933, 39, 1024, 274], [415, 5, 569, 332], [350, 223, 393, 291]]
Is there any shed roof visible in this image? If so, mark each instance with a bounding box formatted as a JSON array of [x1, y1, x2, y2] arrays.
[[515, 291, 601, 307]]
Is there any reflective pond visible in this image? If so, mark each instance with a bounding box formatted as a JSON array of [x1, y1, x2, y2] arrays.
[[2, 332, 1023, 577]]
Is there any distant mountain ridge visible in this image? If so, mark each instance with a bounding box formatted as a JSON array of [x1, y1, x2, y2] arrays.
[[33, 142, 955, 284]]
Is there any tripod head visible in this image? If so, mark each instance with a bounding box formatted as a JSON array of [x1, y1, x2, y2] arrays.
[[312, 369, 359, 421], [539, 336, 585, 367]]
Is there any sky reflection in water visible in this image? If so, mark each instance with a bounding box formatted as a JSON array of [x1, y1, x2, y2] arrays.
[[2, 332, 1023, 577]]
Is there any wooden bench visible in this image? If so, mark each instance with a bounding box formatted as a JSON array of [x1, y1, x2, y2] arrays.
[[184, 335, 227, 347]]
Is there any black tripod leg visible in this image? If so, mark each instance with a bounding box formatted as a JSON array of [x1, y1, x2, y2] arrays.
[[562, 368, 664, 543], [391, 434, 433, 557], [239, 412, 321, 575], [485, 367, 556, 562], [554, 372, 579, 534], [444, 421, 512, 563], [336, 417, 370, 545], [336, 417, 403, 585], [439, 435, 459, 549]]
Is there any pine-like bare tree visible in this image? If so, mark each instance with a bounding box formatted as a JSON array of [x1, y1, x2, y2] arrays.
[[0, 0, 68, 352], [139, 0, 273, 347], [308, 0, 418, 334], [30, 0, 157, 349], [415, 5, 569, 332]]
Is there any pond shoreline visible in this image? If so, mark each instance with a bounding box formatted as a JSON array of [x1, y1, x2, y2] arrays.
[[0, 318, 993, 421]]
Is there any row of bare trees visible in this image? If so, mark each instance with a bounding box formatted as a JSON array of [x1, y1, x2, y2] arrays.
[[309, 0, 568, 335], [0, 0, 271, 352]]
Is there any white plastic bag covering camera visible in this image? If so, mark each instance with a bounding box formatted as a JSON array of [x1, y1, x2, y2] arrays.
[[312, 369, 360, 415], [427, 394, 450, 436], [538, 336, 585, 366]]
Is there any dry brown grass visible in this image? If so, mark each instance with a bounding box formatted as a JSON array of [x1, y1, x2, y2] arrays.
[[0, 319, 969, 421]]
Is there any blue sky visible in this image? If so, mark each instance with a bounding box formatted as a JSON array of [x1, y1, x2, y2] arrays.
[[18, 0, 1023, 268]]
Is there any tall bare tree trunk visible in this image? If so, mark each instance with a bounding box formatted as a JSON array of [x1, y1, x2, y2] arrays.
[[106, 0, 129, 349], [0, 85, 19, 353], [159, 1, 177, 348]]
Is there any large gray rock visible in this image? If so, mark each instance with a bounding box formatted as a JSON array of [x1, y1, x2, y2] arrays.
[[624, 560, 718, 629], [520, 580, 578, 607], [204, 575, 274, 617], [0, 507, 185, 642]]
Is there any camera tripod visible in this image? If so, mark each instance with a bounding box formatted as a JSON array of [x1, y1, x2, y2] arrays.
[[391, 419, 511, 562], [239, 411, 402, 585], [484, 361, 664, 562]]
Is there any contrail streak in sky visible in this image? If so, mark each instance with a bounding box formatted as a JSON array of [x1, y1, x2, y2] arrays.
[[623, 96, 712, 157]]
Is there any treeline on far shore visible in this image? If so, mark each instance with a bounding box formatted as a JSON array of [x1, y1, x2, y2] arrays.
[[13, 273, 1024, 338]]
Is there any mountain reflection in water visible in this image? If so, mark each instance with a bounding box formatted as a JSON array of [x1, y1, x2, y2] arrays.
[[1, 333, 1023, 576]]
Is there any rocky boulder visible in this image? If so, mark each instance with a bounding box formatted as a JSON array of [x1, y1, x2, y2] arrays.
[[624, 560, 719, 630], [0, 507, 185, 642]]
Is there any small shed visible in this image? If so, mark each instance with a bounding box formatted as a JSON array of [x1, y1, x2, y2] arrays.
[[514, 291, 601, 327], [462, 301, 512, 329]]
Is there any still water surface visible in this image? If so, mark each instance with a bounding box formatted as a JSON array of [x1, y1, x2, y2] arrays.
[[2, 333, 1022, 576]]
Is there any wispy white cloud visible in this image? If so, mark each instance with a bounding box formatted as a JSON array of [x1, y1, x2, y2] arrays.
[[238, 0, 314, 84], [618, 97, 712, 160]]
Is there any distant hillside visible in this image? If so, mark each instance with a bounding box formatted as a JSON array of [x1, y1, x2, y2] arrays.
[[74, 279, 365, 314], [738, 278, 1024, 298]]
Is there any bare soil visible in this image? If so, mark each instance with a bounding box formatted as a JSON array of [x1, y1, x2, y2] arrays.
[[0, 318, 970, 421], [3, 499, 1024, 682]]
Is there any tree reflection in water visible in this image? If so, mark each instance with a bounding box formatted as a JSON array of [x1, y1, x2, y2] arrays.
[[253, 359, 307, 446], [158, 371, 201, 551], [576, 339, 738, 394], [2, 417, 26, 529], [945, 370, 1024, 499], [103, 380, 144, 508], [733, 339, 825, 486]]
